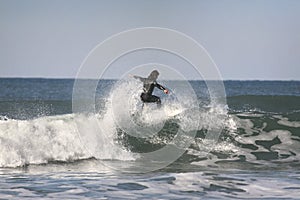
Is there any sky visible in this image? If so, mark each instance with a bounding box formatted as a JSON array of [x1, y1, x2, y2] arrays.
[[0, 0, 300, 80]]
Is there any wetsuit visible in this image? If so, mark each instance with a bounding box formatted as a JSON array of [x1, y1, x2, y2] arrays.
[[133, 75, 167, 107]]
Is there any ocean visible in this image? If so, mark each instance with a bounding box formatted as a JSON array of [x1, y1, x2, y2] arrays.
[[0, 78, 299, 199]]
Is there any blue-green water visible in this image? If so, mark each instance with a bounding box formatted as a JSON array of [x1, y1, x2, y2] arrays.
[[0, 78, 299, 199]]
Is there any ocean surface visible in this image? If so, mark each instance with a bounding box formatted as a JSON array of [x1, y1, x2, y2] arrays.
[[0, 78, 299, 199]]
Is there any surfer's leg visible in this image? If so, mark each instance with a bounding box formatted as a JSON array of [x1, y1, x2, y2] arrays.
[[140, 93, 149, 109], [149, 95, 161, 108], [156, 98, 161, 108], [141, 93, 161, 108], [140, 93, 147, 102]]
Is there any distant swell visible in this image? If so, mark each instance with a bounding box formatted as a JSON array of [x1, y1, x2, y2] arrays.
[[227, 95, 300, 113]]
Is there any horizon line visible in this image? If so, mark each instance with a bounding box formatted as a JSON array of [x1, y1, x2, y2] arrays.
[[0, 76, 299, 81]]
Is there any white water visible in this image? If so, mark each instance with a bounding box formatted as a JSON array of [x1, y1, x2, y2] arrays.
[[0, 114, 135, 168]]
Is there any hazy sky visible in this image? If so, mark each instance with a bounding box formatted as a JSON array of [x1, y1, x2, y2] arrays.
[[0, 0, 299, 80]]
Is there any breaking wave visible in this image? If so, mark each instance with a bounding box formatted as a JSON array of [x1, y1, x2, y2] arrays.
[[0, 79, 299, 170]]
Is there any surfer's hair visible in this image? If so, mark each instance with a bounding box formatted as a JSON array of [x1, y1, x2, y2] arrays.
[[148, 70, 159, 80]]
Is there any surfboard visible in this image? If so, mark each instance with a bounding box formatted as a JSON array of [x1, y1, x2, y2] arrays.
[[165, 108, 185, 117], [138, 104, 186, 118]]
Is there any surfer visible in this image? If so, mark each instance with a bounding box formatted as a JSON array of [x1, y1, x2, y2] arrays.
[[131, 70, 169, 108]]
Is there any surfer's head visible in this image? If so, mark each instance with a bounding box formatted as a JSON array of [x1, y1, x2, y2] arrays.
[[148, 70, 159, 81]]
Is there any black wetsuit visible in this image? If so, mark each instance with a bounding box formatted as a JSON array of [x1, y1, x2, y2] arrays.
[[133, 75, 167, 106]]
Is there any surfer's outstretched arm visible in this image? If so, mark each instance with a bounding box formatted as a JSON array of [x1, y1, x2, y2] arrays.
[[132, 75, 146, 82], [155, 82, 169, 94]]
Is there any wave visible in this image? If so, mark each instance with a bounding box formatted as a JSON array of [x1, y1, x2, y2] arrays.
[[0, 80, 299, 170]]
